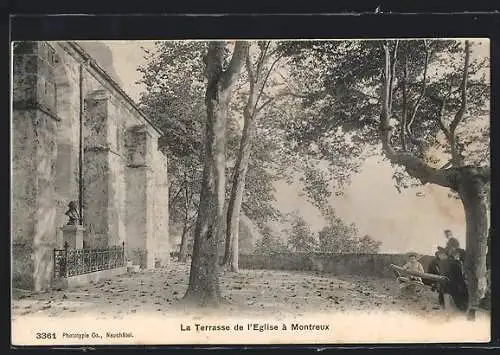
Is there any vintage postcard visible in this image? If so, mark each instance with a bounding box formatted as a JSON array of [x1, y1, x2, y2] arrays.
[[11, 38, 491, 345]]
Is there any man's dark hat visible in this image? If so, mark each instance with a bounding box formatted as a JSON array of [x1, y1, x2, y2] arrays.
[[437, 246, 446, 253]]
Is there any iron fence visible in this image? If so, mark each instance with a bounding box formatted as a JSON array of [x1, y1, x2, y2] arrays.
[[54, 241, 125, 278]]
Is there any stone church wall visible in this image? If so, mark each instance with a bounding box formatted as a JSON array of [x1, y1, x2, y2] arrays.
[[12, 41, 169, 291]]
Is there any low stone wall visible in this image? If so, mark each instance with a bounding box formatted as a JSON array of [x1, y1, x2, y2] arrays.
[[239, 253, 434, 278]]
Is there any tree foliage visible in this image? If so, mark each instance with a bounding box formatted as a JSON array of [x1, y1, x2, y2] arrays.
[[279, 39, 490, 191], [285, 211, 317, 252], [317, 210, 382, 254], [253, 225, 288, 255]]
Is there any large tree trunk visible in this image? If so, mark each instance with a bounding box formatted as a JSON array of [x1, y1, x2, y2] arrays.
[[457, 169, 489, 320], [222, 116, 256, 272], [183, 41, 248, 306], [183, 93, 229, 305]]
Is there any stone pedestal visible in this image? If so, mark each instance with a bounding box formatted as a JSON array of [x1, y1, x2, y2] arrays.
[[61, 225, 85, 249]]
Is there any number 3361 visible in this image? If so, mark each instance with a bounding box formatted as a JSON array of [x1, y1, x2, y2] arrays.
[[36, 332, 56, 339]]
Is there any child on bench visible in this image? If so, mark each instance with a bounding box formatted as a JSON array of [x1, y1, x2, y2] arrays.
[[394, 252, 425, 289], [402, 252, 425, 282]]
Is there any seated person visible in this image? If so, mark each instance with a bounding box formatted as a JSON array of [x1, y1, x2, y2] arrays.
[[424, 247, 447, 287], [426, 247, 448, 305], [401, 252, 425, 283]]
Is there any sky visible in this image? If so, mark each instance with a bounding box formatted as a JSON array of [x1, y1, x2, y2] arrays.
[[82, 39, 490, 255]]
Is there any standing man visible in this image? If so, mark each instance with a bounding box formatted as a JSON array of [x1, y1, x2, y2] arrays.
[[444, 229, 465, 262], [444, 229, 459, 249]]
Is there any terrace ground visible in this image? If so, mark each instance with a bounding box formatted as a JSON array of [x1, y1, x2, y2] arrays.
[[12, 262, 491, 344], [12, 261, 477, 321]]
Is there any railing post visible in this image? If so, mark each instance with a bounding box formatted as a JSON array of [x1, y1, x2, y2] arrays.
[[63, 241, 69, 278], [53, 248, 57, 279], [122, 241, 125, 267]]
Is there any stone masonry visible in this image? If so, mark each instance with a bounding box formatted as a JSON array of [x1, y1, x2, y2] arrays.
[[12, 41, 169, 291]]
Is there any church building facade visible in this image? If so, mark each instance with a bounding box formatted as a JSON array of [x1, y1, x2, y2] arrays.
[[12, 41, 169, 291]]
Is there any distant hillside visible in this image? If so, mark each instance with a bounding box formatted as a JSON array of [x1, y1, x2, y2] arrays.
[[77, 41, 123, 87]]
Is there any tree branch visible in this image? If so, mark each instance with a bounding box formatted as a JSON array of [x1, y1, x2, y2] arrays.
[[253, 52, 284, 114], [242, 42, 271, 123], [256, 97, 275, 114], [449, 40, 471, 167], [407, 40, 429, 141], [221, 41, 250, 90], [401, 52, 408, 151], [254, 41, 270, 85], [380, 41, 454, 189], [380, 41, 394, 155], [440, 160, 453, 170], [169, 180, 186, 207], [388, 40, 399, 114], [255, 90, 297, 114], [204, 41, 225, 83], [450, 40, 471, 134], [245, 49, 255, 100], [433, 97, 452, 141], [186, 221, 196, 233]]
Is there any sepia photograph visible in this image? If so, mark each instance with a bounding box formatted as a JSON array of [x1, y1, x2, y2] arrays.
[[10, 38, 491, 345]]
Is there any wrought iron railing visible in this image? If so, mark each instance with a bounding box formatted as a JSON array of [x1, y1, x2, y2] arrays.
[[54, 241, 125, 278]]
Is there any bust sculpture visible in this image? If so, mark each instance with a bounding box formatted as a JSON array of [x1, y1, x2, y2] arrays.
[[65, 201, 80, 225]]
